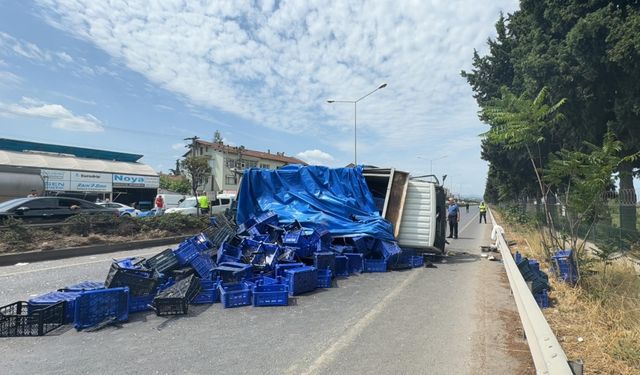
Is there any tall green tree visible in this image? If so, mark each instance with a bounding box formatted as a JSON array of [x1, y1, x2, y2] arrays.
[[482, 86, 567, 249], [464, 1, 640, 231]]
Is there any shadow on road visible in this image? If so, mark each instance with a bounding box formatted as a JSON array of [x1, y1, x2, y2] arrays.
[[442, 251, 481, 264]]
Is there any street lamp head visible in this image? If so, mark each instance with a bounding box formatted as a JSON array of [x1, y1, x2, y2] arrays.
[[327, 100, 335, 103], [378, 83, 387, 89]]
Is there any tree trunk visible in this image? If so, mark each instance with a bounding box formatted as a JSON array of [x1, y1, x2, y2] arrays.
[[619, 161, 637, 234]]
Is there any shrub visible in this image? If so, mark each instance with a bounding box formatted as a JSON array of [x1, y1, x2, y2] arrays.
[[0, 216, 32, 244]]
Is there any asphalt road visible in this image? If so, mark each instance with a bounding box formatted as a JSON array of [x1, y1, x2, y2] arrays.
[[0, 206, 533, 374]]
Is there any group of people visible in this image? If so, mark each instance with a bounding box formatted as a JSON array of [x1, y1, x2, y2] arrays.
[[154, 192, 210, 214], [446, 198, 487, 239]]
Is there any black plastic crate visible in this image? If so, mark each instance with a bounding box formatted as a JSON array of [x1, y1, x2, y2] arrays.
[[145, 248, 180, 274], [1, 301, 65, 337], [105, 262, 158, 296], [152, 275, 201, 316], [169, 266, 195, 280]]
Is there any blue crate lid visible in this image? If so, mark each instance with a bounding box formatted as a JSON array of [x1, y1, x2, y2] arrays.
[[30, 291, 82, 304], [60, 281, 105, 292]]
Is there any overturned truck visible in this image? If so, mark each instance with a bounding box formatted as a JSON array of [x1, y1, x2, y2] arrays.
[[236, 165, 447, 257], [361, 167, 447, 255]]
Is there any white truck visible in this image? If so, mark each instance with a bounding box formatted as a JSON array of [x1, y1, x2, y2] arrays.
[[363, 168, 447, 254]]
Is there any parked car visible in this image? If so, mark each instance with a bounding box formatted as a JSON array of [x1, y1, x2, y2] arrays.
[[154, 193, 188, 209], [0, 197, 118, 224], [164, 197, 199, 216], [96, 202, 140, 217], [164, 194, 236, 216]]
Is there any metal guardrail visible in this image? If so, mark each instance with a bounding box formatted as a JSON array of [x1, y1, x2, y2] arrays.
[[488, 208, 574, 375]]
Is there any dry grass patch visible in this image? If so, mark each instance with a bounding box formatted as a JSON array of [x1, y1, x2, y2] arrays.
[[494, 211, 640, 375]]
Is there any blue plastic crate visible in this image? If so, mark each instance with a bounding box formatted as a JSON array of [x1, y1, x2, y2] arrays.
[[189, 253, 214, 278], [217, 242, 243, 264], [28, 291, 82, 323], [58, 281, 105, 292], [534, 289, 549, 308], [218, 282, 252, 308], [364, 259, 387, 272], [314, 252, 336, 274], [285, 266, 318, 295], [317, 268, 332, 288], [528, 259, 540, 274], [283, 230, 304, 246], [252, 283, 288, 307], [191, 233, 214, 252], [409, 255, 425, 268], [514, 251, 522, 263], [173, 240, 199, 265], [129, 294, 155, 313], [275, 262, 305, 277], [334, 255, 349, 276], [191, 286, 220, 304], [214, 262, 253, 282], [344, 253, 364, 273], [74, 287, 129, 330]]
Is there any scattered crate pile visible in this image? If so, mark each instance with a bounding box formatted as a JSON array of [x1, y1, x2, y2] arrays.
[[514, 251, 551, 308], [1, 213, 424, 337]]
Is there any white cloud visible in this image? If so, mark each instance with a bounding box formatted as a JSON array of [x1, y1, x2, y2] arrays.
[[0, 71, 22, 86], [0, 97, 104, 132], [171, 142, 186, 150], [35, 0, 520, 194], [297, 149, 335, 166]]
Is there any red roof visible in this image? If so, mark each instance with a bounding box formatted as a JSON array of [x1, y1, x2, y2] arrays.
[[191, 140, 306, 165]]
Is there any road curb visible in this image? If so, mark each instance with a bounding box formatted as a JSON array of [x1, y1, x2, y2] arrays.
[[0, 236, 189, 266]]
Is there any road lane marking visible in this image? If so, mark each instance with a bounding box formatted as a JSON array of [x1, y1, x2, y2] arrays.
[[459, 212, 479, 234], [0, 251, 159, 278], [290, 270, 421, 375]]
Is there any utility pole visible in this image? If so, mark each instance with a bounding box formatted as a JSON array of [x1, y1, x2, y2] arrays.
[[184, 135, 200, 157]]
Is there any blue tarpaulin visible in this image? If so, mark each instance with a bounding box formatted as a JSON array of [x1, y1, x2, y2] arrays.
[[236, 165, 395, 241]]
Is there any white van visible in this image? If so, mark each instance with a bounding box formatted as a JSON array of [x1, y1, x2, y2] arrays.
[[210, 193, 236, 214], [155, 193, 189, 209], [164, 193, 235, 216]]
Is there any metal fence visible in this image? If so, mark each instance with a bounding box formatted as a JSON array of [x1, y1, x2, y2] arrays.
[[497, 189, 640, 251]]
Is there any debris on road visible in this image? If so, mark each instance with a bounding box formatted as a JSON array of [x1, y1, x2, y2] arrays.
[[1, 166, 437, 337]]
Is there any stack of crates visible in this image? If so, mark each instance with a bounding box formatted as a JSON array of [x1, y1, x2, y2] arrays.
[[551, 250, 578, 284]]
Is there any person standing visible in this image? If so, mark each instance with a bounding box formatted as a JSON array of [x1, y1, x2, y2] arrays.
[[447, 197, 460, 239], [465, 202, 469, 213], [479, 201, 487, 223], [155, 195, 164, 211], [198, 192, 210, 215]]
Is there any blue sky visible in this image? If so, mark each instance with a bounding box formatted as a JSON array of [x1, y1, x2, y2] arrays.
[[0, 0, 520, 197]]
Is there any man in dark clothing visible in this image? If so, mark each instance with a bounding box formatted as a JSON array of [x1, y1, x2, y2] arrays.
[[465, 202, 469, 213], [447, 198, 460, 239]]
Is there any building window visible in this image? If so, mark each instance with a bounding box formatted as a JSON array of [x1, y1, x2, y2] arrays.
[[199, 147, 203, 155], [225, 175, 236, 185], [235, 160, 245, 169], [226, 158, 235, 168], [260, 163, 270, 169], [245, 160, 257, 168]]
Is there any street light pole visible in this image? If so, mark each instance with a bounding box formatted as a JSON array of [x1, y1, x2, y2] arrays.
[[327, 83, 387, 165], [417, 154, 448, 175]]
